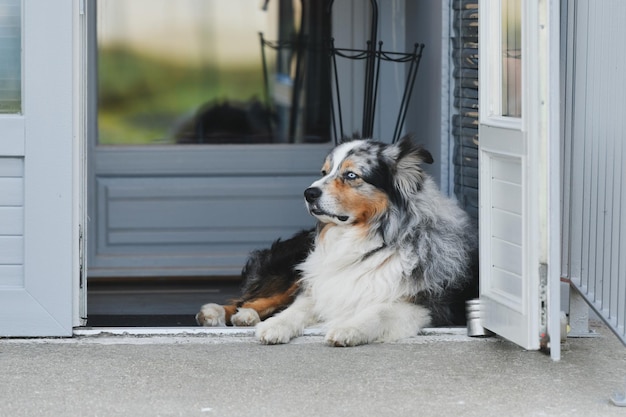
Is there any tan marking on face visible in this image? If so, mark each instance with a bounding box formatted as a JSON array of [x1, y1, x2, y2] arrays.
[[339, 159, 358, 175], [327, 178, 389, 225]]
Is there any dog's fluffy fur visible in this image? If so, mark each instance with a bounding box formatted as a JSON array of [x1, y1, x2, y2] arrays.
[[197, 137, 477, 346]]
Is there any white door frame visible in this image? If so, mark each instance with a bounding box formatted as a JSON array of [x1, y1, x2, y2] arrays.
[[546, 0, 562, 362], [76, 0, 89, 325]]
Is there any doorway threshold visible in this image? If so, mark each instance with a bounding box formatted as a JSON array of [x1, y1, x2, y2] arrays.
[[74, 326, 260, 337], [73, 326, 469, 338]]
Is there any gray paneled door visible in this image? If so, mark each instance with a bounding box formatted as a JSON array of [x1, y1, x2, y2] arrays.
[[88, 146, 327, 277], [87, 1, 331, 278]]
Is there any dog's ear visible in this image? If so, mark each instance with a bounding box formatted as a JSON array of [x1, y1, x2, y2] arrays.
[[384, 135, 432, 194], [396, 135, 433, 164]]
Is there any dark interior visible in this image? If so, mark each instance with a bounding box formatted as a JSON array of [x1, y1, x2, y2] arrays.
[[86, 278, 242, 327]]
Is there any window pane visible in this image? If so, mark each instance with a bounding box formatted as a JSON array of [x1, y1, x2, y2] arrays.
[[0, 0, 21, 114], [502, 0, 521, 118], [97, 0, 331, 145]]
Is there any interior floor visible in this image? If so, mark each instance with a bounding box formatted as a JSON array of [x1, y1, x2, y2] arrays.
[[86, 277, 242, 327]]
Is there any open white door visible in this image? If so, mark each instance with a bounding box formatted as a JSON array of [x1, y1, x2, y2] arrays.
[[478, 0, 561, 359], [0, 1, 77, 336]]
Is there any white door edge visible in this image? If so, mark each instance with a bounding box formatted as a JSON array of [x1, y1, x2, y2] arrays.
[[478, 0, 560, 359]]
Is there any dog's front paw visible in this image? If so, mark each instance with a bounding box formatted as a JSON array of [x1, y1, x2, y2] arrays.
[[256, 319, 294, 345], [231, 308, 261, 326], [325, 326, 369, 347], [196, 303, 226, 327]]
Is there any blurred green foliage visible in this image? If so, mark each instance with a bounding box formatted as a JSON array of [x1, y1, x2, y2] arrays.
[[98, 47, 265, 145]]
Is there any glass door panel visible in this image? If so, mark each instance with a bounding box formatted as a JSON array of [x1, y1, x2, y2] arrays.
[[0, 0, 21, 114], [502, 0, 522, 118], [96, 0, 331, 145], [88, 1, 330, 278]]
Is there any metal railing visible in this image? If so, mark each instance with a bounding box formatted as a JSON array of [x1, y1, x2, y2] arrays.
[[561, 0, 626, 346]]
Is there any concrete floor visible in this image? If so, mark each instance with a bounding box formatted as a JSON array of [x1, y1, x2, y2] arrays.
[[1, 321, 625, 417]]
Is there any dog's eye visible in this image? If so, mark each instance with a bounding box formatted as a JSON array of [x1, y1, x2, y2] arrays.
[[344, 171, 359, 180], [321, 170, 328, 176]]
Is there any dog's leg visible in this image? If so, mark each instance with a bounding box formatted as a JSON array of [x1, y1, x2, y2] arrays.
[[256, 293, 315, 344], [196, 304, 238, 327], [325, 302, 431, 347], [196, 283, 299, 327], [231, 282, 300, 326], [197, 282, 299, 327]]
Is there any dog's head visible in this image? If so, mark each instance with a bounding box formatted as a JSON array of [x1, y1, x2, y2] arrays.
[[304, 136, 433, 228]]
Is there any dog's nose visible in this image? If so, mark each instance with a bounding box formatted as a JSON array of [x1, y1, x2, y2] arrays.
[[304, 187, 322, 203]]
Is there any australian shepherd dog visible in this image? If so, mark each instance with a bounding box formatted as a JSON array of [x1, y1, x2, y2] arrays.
[[197, 137, 478, 346]]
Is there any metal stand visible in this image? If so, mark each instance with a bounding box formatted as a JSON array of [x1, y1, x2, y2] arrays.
[[260, 0, 425, 145], [328, 0, 424, 144], [329, 40, 424, 144]]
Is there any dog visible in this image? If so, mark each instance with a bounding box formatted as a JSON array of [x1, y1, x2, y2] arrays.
[[197, 136, 478, 346]]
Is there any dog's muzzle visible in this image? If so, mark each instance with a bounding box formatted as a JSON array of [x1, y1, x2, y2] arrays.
[[304, 187, 322, 203], [304, 187, 349, 222]]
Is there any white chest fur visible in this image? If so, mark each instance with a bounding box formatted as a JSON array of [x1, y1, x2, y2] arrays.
[[298, 226, 415, 323]]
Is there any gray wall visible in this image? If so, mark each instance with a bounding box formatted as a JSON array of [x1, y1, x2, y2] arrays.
[[405, 1, 447, 191]]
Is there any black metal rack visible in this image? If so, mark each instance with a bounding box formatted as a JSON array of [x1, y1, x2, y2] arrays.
[[259, 0, 425, 145], [329, 39, 424, 144]]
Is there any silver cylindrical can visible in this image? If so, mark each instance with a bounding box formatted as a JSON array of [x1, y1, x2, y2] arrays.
[[466, 299, 493, 337]]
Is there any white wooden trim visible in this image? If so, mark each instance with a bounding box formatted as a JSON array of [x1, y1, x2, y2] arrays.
[[22, 0, 75, 334], [479, 0, 504, 124], [482, 115, 523, 131], [0, 116, 25, 155], [545, 0, 562, 362], [74, 0, 88, 326], [479, 0, 525, 129]]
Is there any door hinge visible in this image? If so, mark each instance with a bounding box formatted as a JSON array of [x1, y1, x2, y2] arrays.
[[78, 224, 85, 289], [78, 223, 88, 324], [539, 263, 549, 349]]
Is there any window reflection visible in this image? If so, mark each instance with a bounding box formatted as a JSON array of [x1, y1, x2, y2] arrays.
[[97, 0, 331, 145], [0, 0, 21, 114], [502, 0, 521, 118]]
